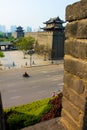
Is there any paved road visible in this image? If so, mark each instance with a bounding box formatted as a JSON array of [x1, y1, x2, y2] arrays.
[[0, 64, 64, 108]]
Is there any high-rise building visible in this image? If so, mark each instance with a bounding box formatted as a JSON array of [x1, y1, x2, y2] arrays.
[[10, 25, 17, 32], [0, 25, 6, 32], [26, 26, 32, 32]]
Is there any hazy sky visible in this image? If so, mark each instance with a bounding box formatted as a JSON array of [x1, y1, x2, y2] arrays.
[[0, 0, 80, 31]]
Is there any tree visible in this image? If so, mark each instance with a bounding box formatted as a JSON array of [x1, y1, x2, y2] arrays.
[[15, 36, 35, 58], [0, 51, 4, 65]]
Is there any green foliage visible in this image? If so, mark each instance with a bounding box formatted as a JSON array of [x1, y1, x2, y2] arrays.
[[0, 51, 4, 58], [0, 32, 15, 42], [4, 98, 52, 130], [15, 36, 35, 51], [8, 36, 16, 42], [0, 32, 4, 38]]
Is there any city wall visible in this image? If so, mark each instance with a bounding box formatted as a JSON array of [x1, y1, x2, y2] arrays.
[[25, 31, 64, 59], [25, 31, 53, 48], [12, 29, 65, 59], [12, 31, 53, 48], [61, 0, 87, 130]]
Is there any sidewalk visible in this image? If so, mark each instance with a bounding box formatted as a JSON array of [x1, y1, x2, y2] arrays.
[[21, 118, 66, 130], [0, 51, 64, 70]]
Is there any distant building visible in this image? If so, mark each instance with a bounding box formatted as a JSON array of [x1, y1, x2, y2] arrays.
[[0, 25, 6, 32], [10, 25, 17, 32], [16, 26, 24, 38], [6, 32, 12, 38], [0, 42, 13, 50], [26, 26, 32, 32]]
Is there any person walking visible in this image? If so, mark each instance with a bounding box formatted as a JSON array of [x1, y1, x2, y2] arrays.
[[13, 62, 15, 67]]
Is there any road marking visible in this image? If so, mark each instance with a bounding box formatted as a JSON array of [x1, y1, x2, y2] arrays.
[[42, 71, 47, 73], [42, 70, 56, 73], [10, 96, 21, 100], [57, 83, 64, 86]]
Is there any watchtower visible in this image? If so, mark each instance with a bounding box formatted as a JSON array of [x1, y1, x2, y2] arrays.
[[16, 26, 24, 38], [42, 16, 65, 60]]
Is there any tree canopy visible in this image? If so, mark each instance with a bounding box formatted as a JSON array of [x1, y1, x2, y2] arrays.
[[15, 36, 35, 58], [16, 36, 35, 51]]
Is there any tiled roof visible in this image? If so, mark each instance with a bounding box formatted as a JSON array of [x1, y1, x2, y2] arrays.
[[43, 16, 65, 24]]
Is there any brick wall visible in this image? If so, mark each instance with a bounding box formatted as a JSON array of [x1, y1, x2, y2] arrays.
[[61, 0, 87, 130]]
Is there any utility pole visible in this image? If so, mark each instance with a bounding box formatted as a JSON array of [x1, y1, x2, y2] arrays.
[[28, 50, 34, 67], [30, 54, 32, 67]]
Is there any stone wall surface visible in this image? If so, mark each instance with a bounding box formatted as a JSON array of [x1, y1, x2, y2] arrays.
[[25, 31, 65, 59], [61, 0, 87, 130], [66, 1, 87, 21], [66, 19, 87, 39], [65, 39, 87, 59], [25, 32, 53, 48]]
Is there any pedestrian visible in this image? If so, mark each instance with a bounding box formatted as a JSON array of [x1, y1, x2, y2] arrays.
[[13, 62, 15, 67], [33, 61, 35, 64], [25, 62, 27, 66]]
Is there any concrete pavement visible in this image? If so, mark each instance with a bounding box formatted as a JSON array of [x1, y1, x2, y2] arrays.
[[21, 118, 66, 130], [1, 64, 63, 108], [0, 50, 63, 70]]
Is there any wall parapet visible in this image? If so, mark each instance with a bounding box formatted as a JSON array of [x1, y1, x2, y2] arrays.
[[62, 0, 87, 130]]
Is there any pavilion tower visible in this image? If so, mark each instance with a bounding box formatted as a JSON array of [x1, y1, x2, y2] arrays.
[[16, 26, 24, 38], [42, 16, 65, 60]]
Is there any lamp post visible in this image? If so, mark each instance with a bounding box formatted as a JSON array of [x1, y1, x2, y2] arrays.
[[30, 54, 32, 67], [27, 49, 34, 67]]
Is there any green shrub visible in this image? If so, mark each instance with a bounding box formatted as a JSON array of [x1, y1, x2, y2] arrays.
[[0, 51, 4, 57], [4, 98, 52, 130]]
